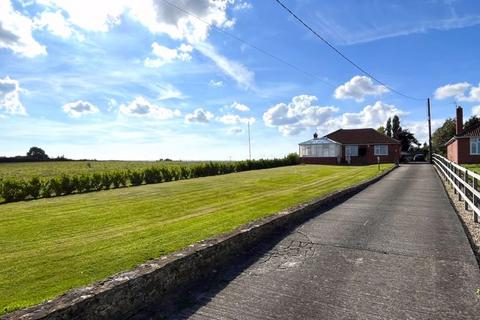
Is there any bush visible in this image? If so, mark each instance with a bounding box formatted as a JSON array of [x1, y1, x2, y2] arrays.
[[129, 170, 144, 186], [0, 179, 27, 202], [0, 155, 300, 203], [101, 173, 112, 190], [26, 177, 42, 199]]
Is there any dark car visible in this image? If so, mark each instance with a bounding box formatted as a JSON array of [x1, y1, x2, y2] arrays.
[[413, 154, 425, 162]]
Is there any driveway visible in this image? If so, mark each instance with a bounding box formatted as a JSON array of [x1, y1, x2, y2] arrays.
[[160, 164, 480, 319]]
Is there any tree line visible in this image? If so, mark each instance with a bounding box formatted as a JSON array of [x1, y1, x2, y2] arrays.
[[0, 147, 70, 163], [0, 154, 300, 203]]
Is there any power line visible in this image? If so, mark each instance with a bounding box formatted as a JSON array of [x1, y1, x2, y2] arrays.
[[159, 0, 337, 88], [273, 0, 426, 101]]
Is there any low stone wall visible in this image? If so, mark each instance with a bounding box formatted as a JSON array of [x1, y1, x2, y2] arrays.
[[4, 165, 397, 320]]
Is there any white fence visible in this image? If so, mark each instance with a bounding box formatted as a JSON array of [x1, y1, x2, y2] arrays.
[[433, 154, 480, 223]]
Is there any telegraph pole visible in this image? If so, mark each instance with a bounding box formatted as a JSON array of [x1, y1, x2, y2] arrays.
[[428, 98, 433, 164], [248, 120, 251, 160]]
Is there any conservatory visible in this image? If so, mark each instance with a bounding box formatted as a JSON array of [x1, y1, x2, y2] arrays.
[[298, 135, 341, 161]]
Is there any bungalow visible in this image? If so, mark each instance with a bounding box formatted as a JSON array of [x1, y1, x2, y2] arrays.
[[299, 128, 400, 165], [446, 106, 480, 164]]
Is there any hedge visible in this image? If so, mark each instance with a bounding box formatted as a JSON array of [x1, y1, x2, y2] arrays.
[[0, 154, 300, 204]]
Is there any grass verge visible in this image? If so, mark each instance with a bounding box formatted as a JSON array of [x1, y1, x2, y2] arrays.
[[0, 164, 393, 315]]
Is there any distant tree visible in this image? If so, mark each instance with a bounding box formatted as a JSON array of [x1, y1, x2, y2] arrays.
[[26, 147, 49, 161], [385, 118, 392, 137], [377, 126, 385, 134], [464, 115, 480, 132], [397, 129, 419, 152], [392, 115, 401, 139], [432, 118, 456, 156]]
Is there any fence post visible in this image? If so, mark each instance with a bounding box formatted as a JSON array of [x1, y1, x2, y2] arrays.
[[465, 171, 469, 210], [473, 177, 478, 223]]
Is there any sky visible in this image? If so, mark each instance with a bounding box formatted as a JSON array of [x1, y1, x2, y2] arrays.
[[1, 0, 480, 160]]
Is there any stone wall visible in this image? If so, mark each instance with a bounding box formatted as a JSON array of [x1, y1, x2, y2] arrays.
[[3, 165, 397, 320]]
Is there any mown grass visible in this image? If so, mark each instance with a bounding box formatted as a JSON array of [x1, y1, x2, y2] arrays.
[[0, 160, 203, 180], [464, 164, 480, 174], [0, 164, 393, 315]]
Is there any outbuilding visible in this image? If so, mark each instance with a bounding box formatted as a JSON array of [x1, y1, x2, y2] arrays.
[[446, 106, 480, 164], [299, 128, 400, 165]]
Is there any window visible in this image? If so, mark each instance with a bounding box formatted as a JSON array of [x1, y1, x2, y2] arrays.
[[374, 145, 388, 156], [345, 145, 358, 157], [471, 138, 480, 155]]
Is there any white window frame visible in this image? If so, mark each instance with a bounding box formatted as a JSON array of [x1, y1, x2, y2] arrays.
[[374, 145, 388, 156], [345, 145, 358, 157], [470, 138, 480, 155]]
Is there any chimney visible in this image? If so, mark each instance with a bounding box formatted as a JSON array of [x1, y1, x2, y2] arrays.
[[313, 132, 318, 139], [456, 106, 463, 135]]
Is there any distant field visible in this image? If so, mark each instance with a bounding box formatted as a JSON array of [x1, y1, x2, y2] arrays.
[[0, 160, 202, 180], [0, 163, 393, 315]]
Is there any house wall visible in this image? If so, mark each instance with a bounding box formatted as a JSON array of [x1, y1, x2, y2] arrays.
[[300, 144, 399, 165], [341, 144, 399, 165], [447, 140, 458, 163], [456, 138, 480, 164], [299, 157, 338, 165]]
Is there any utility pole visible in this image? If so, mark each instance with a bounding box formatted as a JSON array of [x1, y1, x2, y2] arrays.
[[428, 98, 433, 164], [248, 120, 251, 160]]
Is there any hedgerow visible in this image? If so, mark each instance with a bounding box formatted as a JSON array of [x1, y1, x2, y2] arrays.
[[0, 153, 300, 203]]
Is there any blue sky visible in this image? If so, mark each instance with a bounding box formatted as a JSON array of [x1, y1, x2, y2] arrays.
[[1, 0, 480, 160]]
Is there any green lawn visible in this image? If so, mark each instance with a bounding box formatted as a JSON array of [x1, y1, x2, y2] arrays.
[[464, 164, 480, 174], [0, 160, 203, 180], [0, 164, 393, 315]]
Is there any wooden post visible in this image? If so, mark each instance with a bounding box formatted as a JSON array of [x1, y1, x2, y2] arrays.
[[465, 171, 469, 210]]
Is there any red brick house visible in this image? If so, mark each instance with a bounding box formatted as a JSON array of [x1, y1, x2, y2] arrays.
[[299, 128, 400, 165], [446, 106, 480, 164]]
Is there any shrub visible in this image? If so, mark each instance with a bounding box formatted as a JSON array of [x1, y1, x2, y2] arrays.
[[26, 177, 42, 199], [91, 173, 103, 191], [111, 171, 127, 188], [78, 174, 92, 193], [60, 175, 75, 195], [144, 167, 162, 184], [101, 173, 112, 190], [0, 179, 27, 202], [129, 170, 144, 186]]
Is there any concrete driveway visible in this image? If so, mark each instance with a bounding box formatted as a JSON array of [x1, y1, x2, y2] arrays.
[[168, 164, 480, 319]]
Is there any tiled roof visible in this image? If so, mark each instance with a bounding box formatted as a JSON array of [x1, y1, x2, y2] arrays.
[[326, 128, 400, 145], [457, 123, 480, 137]]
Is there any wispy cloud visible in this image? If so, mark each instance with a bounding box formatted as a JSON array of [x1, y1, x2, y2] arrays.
[[311, 2, 480, 45]]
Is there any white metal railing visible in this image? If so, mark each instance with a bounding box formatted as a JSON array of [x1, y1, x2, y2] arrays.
[[433, 153, 479, 223]]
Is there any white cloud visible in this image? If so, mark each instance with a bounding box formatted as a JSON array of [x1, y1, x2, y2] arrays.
[[185, 108, 214, 123], [144, 42, 193, 68], [233, 2, 252, 10], [37, 0, 126, 32], [334, 76, 389, 102], [325, 101, 406, 130], [229, 102, 249, 112], [130, 0, 235, 43], [434, 82, 480, 102], [0, 0, 46, 57], [218, 114, 255, 125], [195, 42, 254, 89], [227, 127, 243, 134], [156, 84, 184, 100], [0, 76, 26, 115], [119, 96, 181, 120], [38, 0, 234, 43], [263, 95, 338, 136], [62, 100, 100, 118], [34, 10, 73, 39], [209, 79, 224, 87]]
